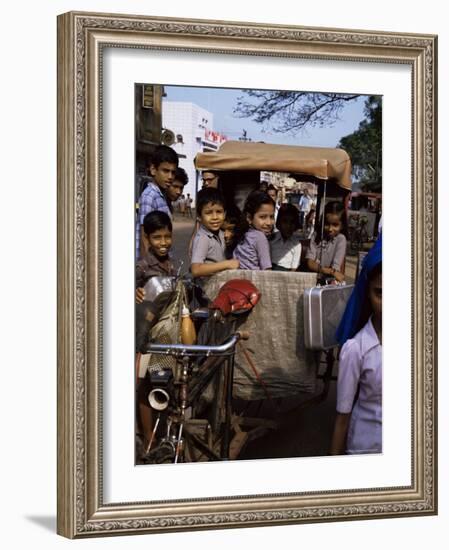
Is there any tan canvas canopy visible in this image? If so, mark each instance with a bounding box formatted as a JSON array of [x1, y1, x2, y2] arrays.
[[195, 141, 352, 190]]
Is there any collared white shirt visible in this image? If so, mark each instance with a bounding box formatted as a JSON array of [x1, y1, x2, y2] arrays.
[[336, 317, 382, 454], [269, 231, 302, 270], [298, 194, 312, 213]]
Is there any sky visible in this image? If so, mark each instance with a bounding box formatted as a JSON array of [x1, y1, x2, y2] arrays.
[[164, 84, 368, 148]]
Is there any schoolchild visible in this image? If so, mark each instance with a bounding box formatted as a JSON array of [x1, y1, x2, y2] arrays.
[[190, 188, 239, 278], [135, 210, 176, 343], [136, 210, 175, 289], [330, 235, 382, 455], [165, 166, 188, 214], [305, 201, 347, 282], [233, 190, 275, 270], [188, 171, 220, 252], [267, 184, 280, 221], [259, 180, 269, 192], [135, 210, 176, 453], [270, 203, 302, 271], [136, 145, 178, 259], [222, 205, 243, 259], [303, 207, 316, 239]]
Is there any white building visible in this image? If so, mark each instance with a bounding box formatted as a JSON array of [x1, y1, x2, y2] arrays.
[[162, 101, 226, 205]]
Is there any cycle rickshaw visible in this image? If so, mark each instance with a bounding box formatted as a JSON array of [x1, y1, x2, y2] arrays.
[[347, 191, 382, 254], [139, 141, 355, 464]]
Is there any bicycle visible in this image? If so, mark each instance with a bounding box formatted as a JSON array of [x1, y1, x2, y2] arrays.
[[141, 331, 248, 464], [349, 214, 370, 253]]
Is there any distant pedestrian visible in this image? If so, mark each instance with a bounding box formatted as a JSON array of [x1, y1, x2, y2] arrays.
[[179, 194, 186, 216], [298, 188, 313, 229], [186, 193, 193, 217]]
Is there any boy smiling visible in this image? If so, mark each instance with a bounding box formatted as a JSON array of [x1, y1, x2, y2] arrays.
[[190, 188, 239, 278]]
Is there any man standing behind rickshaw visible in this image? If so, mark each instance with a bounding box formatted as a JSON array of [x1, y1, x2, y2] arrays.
[[298, 188, 313, 229]]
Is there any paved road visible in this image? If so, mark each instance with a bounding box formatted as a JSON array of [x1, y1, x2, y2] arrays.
[[171, 214, 196, 273]]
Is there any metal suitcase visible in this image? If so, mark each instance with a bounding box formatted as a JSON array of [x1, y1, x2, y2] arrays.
[[303, 284, 354, 350]]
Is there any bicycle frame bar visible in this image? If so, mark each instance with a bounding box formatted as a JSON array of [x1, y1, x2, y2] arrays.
[[145, 333, 242, 357]]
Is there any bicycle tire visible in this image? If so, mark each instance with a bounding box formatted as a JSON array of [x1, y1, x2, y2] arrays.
[[141, 441, 175, 464]]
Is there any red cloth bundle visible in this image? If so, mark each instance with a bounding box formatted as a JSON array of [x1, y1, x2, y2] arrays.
[[210, 279, 261, 316]]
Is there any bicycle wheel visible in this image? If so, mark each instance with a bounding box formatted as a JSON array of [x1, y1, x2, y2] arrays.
[[189, 361, 228, 459], [141, 441, 176, 464]]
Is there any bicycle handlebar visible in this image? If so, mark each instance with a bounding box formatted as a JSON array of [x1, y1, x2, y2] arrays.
[[145, 331, 249, 357]]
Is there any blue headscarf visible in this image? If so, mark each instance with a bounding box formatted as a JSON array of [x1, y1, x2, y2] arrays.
[[335, 233, 382, 346]]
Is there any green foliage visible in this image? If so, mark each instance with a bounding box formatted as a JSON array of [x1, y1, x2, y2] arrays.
[[338, 96, 382, 192]]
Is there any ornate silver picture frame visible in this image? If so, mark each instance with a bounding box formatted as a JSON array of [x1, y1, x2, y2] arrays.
[[57, 11, 437, 538]]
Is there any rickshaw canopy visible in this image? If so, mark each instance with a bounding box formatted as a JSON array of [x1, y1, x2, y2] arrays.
[[194, 141, 352, 191]]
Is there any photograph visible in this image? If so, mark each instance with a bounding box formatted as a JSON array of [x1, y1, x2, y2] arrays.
[[55, 10, 437, 538], [133, 84, 383, 466], [3, 1, 447, 549]]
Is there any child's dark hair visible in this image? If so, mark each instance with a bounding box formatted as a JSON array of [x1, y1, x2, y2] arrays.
[[276, 203, 301, 232], [314, 200, 348, 244], [357, 262, 382, 333], [223, 204, 243, 257], [244, 190, 275, 219], [174, 166, 188, 186], [150, 145, 178, 168], [234, 190, 275, 243], [196, 187, 225, 217], [224, 203, 242, 226], [202, 169, 219, 177], [305, 207, 315, 225], [143, 210, 172, 236]]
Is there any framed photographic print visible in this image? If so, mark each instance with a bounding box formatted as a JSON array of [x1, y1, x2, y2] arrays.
[[57, 11, 437, 538]]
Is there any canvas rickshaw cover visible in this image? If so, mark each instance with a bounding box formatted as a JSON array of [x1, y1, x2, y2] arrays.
[[194, 141, 352, 190]]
